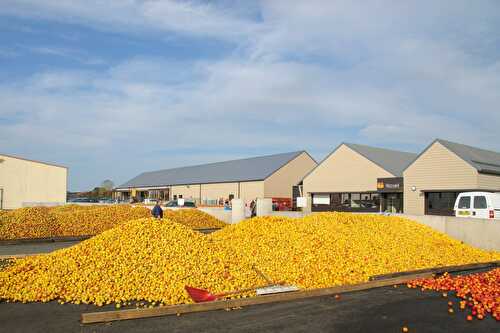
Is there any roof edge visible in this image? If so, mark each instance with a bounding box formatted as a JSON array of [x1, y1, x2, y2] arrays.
[[403, 139, 479, 174], [300, 143, 347, 184], [262, 150, 312, 180], [117, 150, 307, 189], [0, 153, 68, 169], [114, 178, 267, 190], [342, 143, 401, 177]]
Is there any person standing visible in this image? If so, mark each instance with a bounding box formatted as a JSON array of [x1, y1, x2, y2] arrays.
[[152, 200, 163, 219]]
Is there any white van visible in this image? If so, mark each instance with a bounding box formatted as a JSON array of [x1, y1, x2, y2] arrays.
[[454, 192, 500, 219]]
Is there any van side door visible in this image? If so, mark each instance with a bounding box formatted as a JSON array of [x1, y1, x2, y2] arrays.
[[473, 195, 488, 219], [456, 195, 472, 217]]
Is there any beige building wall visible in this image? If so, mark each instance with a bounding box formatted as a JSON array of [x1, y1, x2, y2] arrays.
[[200, 182, 238, 201], [403, 142, 478, 215], [264, 152, 317, 198], [169, 181, 264, 204], [303, 144, 394, 195], [0, 154, 67, 209], [170, 184, 201, 201], [477, 173, 500, 190], [239, 181, 264, 203]]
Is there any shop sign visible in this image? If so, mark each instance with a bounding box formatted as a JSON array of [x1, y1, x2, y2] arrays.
[[377, 177, 404, 192]]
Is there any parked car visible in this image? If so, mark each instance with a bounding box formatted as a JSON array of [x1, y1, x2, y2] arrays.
[[454, 192, 500, 219], [165, 200, 197, 208], [98, 198, 115, 204], [68, 197, 98, 203]]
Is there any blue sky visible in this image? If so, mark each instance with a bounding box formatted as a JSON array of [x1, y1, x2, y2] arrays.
[[1, 1, 500, 191]]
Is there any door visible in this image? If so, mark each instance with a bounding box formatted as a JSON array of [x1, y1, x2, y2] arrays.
[[384, 193, 403, 213], [0, 188, 3, 210], [456, 195, 472, 217], [472, 195, 488, 219]]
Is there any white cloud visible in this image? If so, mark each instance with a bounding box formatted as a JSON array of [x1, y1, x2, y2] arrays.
[[1, 1, 500, 190], [0, 0, 260, 42]]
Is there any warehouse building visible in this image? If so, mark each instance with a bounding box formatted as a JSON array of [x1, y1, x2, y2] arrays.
[[0, 153, 67, 210], [404, 139, 500, 216], [302, 143, 416, 213], [114, 151, 317, 207]]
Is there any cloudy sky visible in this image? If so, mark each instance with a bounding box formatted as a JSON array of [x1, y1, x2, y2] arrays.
[[1, 1, 499, 191]]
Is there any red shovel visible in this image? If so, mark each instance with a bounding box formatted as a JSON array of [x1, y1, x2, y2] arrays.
[[185, 284, 274, 303]]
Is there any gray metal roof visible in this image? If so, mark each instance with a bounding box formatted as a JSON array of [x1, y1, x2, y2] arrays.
[[435, 139, 500, 176], [117, 151, 306, 189], [344, 143, 417, 176]]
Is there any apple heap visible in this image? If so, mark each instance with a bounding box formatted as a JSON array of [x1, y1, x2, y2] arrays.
[[407, 269, 500, 321], [1, 213, 499, 308]]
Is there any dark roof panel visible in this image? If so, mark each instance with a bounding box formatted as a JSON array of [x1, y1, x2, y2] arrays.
[[344, 143, 417, 177], [436, 139, 500, 175], [117, 151, 305, 188]]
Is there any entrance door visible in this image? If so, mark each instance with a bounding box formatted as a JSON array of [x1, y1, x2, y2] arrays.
[[383, 193, 403, 213]]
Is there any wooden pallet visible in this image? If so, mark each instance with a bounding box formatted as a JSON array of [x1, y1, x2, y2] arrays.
[[369, 261, 500, 281], [80, 260, 500, 324], [0, 254, 32, 260], [81, 272, 432, 324]]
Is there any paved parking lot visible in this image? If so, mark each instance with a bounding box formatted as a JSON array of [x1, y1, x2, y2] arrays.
[[0, 282, 496, 333], [0, 241, 80, 257]]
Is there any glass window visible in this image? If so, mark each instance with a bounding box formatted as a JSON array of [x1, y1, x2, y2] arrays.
[[458, 196, 471, 209], [341, 193, 350, 207], [313, 194, 330, 205], [361, 193, 379, 208], [331, 193, 341, 207], [473, 196, 487, 209], [350, 193, 361, 208]]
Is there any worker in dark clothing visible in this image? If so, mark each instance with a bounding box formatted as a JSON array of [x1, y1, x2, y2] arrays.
[[152, 200, 163, 219]]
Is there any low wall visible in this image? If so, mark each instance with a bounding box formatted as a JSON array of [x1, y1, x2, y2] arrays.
[[402, 214, 500, 251], [269, 211, 309, 219], [198, 207, 232, 224]]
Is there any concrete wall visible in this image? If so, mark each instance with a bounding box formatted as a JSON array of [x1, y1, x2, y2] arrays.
[[264, 152, 317, 198], [0, 154, 67, 209], [303, 144, 394, 194], [402, 214, 500, 251], [403, 142, 478, 215], [198, 207, 232, 224]]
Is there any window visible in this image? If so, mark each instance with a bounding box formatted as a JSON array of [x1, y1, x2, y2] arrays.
[[313, 194, 330, 205], [350, 193, 361, 208], [341, 193, 350, 207], [425, 192, 459, 216], [473, 196, 487, 209], [458, 196, 471, 209], [362, 193, 379, 208]]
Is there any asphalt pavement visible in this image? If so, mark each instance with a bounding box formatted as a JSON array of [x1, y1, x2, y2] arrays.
[[0, 282, 497, 333], [0, 241, 80, 256]]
